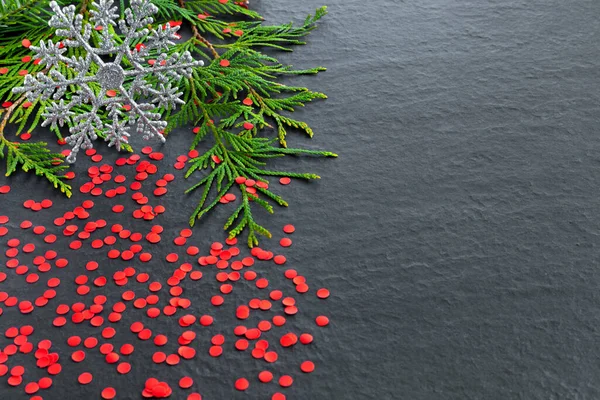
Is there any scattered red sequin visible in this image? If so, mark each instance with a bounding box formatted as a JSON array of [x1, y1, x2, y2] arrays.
[[179, 376, 194, 389], [279, 375, 293, 387], [300, 360, 315, 373], [235, 377, 249, 391], [102, 387, 117, 399], [78, 372, 93, 385], [283, 224, 295, 233]]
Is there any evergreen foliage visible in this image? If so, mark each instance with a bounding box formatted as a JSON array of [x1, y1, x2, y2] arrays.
[[0, 0, 332, 245]]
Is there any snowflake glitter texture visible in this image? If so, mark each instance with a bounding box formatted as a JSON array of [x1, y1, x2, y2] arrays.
[[13, 0, 202, 163]]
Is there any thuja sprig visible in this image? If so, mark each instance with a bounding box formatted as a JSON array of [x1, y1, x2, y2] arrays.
[[184, 127, 336, 246], [0, 95, 72, 196], [169, 3, 332, 245]]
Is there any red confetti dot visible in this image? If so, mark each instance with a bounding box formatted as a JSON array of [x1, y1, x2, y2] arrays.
[[283, 224, 295, 233], [264, 351, 278, 363], [106, 352, 120, 364], [120, 343, 135, 355], [11, 365, 25, 376], [20, 325, 33, 336], [300, 360, 315, 373], [234, 378, 249, 391], [6, 327, 18, 337], [100, 343, 114, 355], [299, 333, 313, 344], [236, 305, 250, 319], [102, 387, 117, 399], [316, 315, 330, 326], [67, 336, 81, 347], [273, 255, 286, 265], [256, 278, 269, 288], [179, 376, 194, 389], [117, 362, 131, 374], [154, 335, 168, 346], [166, 354, 181, 365], [284, 306, 298, 315], [211, 295, 224, 306], [78, 372, 93, 385], [48, 364, 62, 375], [279, 375, 293, 388], [8, 375, 22, 386], [39, 377, 53, 389], [71, 350, 86, 362], [258, 371, 273, 383], [211, 334, 225, 346], [235, 339, 249, 351], [139, 328, 153, 341], [209, 346, 223, 357], [152, 352, 166, 364]]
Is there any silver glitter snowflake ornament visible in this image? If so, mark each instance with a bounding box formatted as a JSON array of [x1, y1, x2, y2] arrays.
[[13, 0, 202, 163]]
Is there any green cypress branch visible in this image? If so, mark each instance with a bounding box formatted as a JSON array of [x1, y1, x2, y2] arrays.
[[0, 95, 71, 196]]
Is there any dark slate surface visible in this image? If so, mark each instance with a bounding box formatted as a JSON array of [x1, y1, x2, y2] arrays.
[[2, 0, 600, 399]]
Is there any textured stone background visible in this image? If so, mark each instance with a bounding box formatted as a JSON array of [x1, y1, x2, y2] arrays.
[[3, 0, 600, 399], [264, 0, 600, 399]]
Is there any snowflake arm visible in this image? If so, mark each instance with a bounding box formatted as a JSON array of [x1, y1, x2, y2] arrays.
[[114, 0, 155, 64], [89, 0, 119, 28], [40, 100, 75, 130], [150, 83, 185, 109], [105, 103, 131, 151], [90, 0, 120, 55], [131, 52, 199, 83], [13, 72, 98, 101], [48, 1, 105, 67], [29, 40, 67, 69], [146, 24, 181, 53], [66, 103, 102, 163], [119, 85, 167, 143]]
